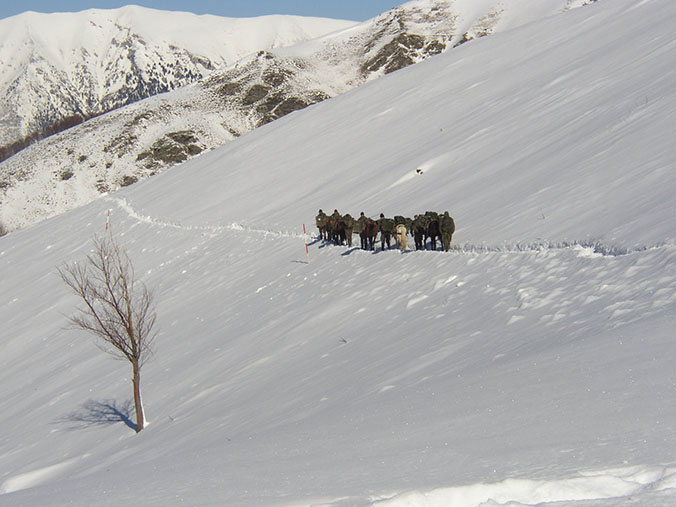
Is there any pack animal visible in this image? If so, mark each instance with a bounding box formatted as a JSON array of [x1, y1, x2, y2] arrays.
[[427, 217, 442, 251], [334, 220, 347, 245], [394, 223, 408, 250], [360, 219, 379, 251]]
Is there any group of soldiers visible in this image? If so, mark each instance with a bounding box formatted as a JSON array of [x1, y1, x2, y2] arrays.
[[315, 209, 456, 252]]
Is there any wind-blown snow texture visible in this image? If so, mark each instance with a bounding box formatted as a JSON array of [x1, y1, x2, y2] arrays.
[[1, 0, 676, 505]]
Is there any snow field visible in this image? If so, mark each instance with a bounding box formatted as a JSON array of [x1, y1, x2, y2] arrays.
[[2, 0, 676, 504]]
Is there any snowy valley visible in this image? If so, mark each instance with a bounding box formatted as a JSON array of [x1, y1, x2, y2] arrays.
[[1, 0, 676, 505]]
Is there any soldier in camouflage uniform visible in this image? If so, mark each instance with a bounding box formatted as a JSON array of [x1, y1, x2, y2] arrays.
[[440, 211, 456, 252], [356, 212, 369, 249], [315, 209, 328, 240], [412, 214, 428, 250], [353, 212, 364, 235], [327, 209, 342, 243], [343, 213, 355, 247], [377, 213, 395, 250]]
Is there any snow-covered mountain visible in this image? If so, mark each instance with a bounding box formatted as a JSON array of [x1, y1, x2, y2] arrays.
[[0, 0, 597, 233], [1, 0, 675, 504], [0, 5, 356, 160]]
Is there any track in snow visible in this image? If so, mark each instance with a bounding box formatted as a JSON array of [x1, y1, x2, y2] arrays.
[[108, 197, 668, 258]]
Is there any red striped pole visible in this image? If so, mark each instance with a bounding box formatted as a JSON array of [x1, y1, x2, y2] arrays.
[[303, 224, 310, 264]]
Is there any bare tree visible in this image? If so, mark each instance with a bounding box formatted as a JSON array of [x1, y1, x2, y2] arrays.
[[59, 234, 157, 432]]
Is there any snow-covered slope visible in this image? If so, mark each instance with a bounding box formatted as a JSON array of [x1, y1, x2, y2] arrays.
[[0, 6, 356, 158], [0, 0, 597, 233], [2, 0, 676, 505]]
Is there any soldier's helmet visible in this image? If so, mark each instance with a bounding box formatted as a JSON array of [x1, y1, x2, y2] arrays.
[[380, 213, 384, 218]]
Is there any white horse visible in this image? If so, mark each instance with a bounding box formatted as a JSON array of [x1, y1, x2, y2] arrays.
[[394, 223, 407, 250]]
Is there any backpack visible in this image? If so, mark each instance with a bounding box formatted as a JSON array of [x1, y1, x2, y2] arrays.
[[380, 218, 395, 232], [394, 215, 406, 225], [413, 215, 428, 230]]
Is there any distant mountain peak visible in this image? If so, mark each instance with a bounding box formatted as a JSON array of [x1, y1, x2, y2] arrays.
[[0, 8, 356, 162]]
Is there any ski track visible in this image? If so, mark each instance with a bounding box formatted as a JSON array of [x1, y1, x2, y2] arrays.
[[109, 197, 670, 258]]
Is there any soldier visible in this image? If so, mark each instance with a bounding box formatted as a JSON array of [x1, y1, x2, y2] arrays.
[[343, 213, 354, 247], [356, 212, 369, 249], [353, 212, 364, 234], [315, 209, 328, 240], [412, 214, 428, 250], [440, 211, 456, 251], [377, 213, 395, 250], [327, 209, 342, 243]]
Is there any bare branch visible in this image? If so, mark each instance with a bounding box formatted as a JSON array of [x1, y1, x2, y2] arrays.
[[58, 233, 157, 432]]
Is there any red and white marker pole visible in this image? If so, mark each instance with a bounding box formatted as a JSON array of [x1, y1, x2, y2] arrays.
[[105, 209, 111, 231], [303, 224, 310, 264]]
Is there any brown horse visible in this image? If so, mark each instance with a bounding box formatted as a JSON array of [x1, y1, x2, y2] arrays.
[[427, 218, 442, 251], [360, 219, 379, 251], [333, 220, 347, 245]]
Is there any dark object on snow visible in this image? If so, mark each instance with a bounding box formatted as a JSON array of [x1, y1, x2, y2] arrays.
[[440, 211, 456, 251], [360, 218, 379, 251]]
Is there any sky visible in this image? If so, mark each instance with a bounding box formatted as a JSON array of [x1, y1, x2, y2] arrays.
[[0, 0, 400, 22]]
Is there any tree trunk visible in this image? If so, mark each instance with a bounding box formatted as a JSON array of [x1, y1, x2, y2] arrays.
[[132, 359, 145, 432]]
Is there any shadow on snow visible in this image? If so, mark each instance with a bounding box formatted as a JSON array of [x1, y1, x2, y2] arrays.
[[56, 399, 137, 431]]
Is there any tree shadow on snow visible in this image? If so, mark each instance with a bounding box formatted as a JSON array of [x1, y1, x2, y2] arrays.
[[56, 399, 137, 431]]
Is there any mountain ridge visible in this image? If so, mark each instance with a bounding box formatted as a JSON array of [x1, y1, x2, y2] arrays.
[[0, 6, 356, 160]]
